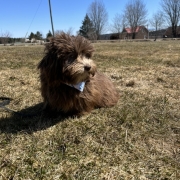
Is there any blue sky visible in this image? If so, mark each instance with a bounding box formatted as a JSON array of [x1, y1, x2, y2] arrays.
[[1, 0, 161, 38]]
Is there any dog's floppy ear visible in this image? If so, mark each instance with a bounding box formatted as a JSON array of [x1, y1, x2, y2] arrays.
[[38, 37, 67, 84], [38, 42, 52, 69], [38, 41, 63, 70], [38, 52, 64, 84], [38, 53, 58, 69], [37, 55, 48, 69]]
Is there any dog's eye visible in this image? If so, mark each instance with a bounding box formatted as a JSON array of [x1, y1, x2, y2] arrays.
[[67, 54, 78, 63], [85, 54, 91, 59], [67, 57, 75, 64]]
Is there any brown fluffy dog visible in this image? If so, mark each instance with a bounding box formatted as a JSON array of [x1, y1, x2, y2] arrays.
[[38, 33, 119, 116]]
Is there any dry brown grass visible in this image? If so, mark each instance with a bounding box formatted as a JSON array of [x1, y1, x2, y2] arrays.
[[0, 41, 180, 179]]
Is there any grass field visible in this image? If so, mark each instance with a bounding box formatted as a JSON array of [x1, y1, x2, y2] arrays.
[[0, 40, 180, 179]]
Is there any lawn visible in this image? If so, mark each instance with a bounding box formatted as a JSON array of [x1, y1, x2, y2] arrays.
[[0, 40, 180, 179]]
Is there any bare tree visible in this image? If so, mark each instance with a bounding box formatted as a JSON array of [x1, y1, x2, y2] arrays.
[[110, 13, 126, 34], [124, 0, 147, 39], [161, 0, 180, 38], [66, 27, 74, 35], [55, 27, 74, 36], [149, 11, 165, 40], [150, 11, 165, 31], [88, 0, 108, 39], [0, 31, 12, 45]]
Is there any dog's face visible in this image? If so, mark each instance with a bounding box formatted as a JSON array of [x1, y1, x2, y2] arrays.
[[63, 54, 96, 84], [38, 33, 97, 85]]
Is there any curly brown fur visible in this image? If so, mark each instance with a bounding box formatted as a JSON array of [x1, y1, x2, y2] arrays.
[[38, 33, 119, 116]]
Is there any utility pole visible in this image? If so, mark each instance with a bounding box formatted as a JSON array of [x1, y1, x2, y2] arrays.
[[48, 0, 55, 37], [146, 24, 149, 39]]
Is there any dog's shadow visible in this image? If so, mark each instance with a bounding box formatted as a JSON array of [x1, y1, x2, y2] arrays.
[[0, 102, 67, 134]]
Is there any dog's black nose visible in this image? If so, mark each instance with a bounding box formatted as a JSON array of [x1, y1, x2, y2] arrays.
[[84, 65, 91, 71]]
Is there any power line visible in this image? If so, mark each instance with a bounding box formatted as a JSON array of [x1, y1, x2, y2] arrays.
[[24, 0, 43, 39]]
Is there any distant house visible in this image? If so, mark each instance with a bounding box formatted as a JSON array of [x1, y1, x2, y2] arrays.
[[36, 40, 45, 44], [164, 26, 180, 38], [99, 26, 149, 40], [25, 38, 45, 44], [25, 38, 31, 43], [31, 38, 36, 43], [148, 26, 180, 39], [99, 33, 120, 40], [149, 29, 166, 39], [121, 26, 148, 39], [98, 34, 112, 40]]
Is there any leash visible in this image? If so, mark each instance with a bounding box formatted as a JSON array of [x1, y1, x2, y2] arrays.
[[0, 97, 41, 117], [0, 97, 13, 111], [0, 97, 23, 116]]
